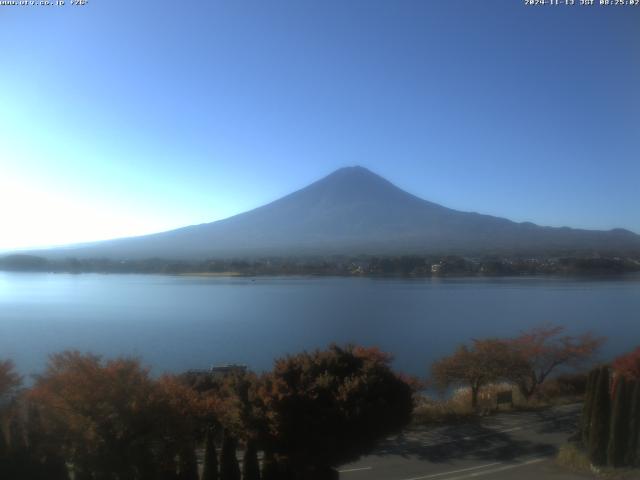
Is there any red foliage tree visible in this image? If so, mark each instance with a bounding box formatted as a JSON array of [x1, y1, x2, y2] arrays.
[[431, 339, 526, 408], [29, 351, 200, 479], [613, 347, 640, 382], [507, 325, 604, 399], [0, 359, 21, 399], [157, 375, 219, 480], [259, 344, 414, 479]]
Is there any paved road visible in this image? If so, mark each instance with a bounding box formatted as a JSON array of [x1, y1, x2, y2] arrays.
[[339, 404, 593, 480]]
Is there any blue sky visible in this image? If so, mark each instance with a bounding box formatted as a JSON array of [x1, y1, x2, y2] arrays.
[[1, 0, 638, 250]]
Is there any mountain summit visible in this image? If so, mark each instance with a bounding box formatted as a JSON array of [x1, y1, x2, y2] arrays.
[[33, 167, 640, 259]]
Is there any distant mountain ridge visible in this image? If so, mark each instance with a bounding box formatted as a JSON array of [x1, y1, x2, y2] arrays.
[[27, 166, 640, 259]]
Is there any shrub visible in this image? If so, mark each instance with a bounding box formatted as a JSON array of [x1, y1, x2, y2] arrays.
[[259, 345, 414, 477]]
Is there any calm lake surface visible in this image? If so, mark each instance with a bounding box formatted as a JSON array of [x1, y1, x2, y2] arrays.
[[1, 272, 638, 378]]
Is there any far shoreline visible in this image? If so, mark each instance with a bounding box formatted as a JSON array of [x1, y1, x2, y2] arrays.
[[1, 252, 639, 278], [2, 269, 640, 282]]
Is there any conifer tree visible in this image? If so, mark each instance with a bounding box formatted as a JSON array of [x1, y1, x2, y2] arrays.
[[202, 428, 219, 480], [625, 381, 640, 467], [8, 415, 26, 452], [608, 375, 629, 467], [261, 449, 279, 480], [277, 458, 295, 480], [588, 366, 611, 466], [73, 468, 94, 480], [0, 423, 8, 480], [242, 439, 261, 480], [178, 442, 199, 480], [157, 451, 179, 480], [0, 423, 7, 453], [42, 453, 70, 480], [581, 368, 598, 447], [7, 415, 31, 477], [135, 450, 157, 480], [220, 431, 241, 480]]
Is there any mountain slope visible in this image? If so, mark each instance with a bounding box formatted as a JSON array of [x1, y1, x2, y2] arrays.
[[31, 166, 640, 259]]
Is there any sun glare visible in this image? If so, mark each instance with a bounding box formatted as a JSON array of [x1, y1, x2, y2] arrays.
[[0, 174, 166, 251]]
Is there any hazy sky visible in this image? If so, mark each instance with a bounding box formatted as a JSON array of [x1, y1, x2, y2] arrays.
[[1, 0, 639, 251]]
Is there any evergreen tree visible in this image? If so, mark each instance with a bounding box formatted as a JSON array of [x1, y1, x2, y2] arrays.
[[135, 450, 157, 480], [277, 458, 295, 480], [42, 453, 70, 480], [0, 424, 8, 480], [261, 449, 279, 480], [242, 439, 261, 480], [157, 451, 179, 480], [581, 368, 597, 447], [73, 468, 94, 480], [7, 415, 32, 477], [220, 431, 241, 480], [202, 428, 219, 480], [178, 442, 199, 480], [8, 415, 26, 452], [626, 381, 640, 467], [608, 375, 629, 467], [0, 423, 6, 454], [26, 404, 43, 454], [588, 366, 611, 466], [24, 404, 65, 480]]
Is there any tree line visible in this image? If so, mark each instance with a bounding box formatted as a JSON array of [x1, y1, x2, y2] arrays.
[[1, 253, 639, 276], [0, 325, 610, 479], [0, 345, 414, 480]]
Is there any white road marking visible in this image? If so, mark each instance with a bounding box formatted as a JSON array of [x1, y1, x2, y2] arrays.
[[400, 462, 502, 480], [446, 458, 546, 480], [338, 466, 373, 473]]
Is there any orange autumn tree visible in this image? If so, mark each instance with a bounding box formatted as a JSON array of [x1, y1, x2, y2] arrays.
[[196, 370, 261, 439], [507, 325, 604, 399], [0, 359, 21, 400], [215, 371, 265, 480], [156, 374, 221, 480], [181, 368, 266, 480], [431, 339, 526, 408], [0, 359, 24, 478], [259, 345, 414, 480], [613, 346, 640, 382], [29, 351, 197, 480]]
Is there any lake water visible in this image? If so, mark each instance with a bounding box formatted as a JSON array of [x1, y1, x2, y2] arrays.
[[1, 272, 639, 379]]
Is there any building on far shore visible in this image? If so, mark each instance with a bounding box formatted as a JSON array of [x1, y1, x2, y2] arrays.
[[186, 364, 247, 379]]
